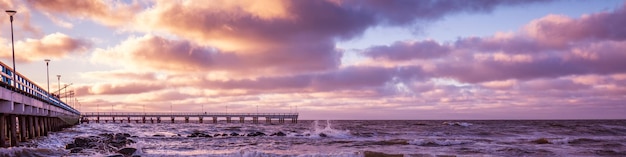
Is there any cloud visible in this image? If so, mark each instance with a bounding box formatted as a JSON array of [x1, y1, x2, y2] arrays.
[[0, 32, 91, 62], [363, 4, 626, 83], [91, 34, 341, 75], [363, 40, 451, 61], [26, 0, 141, 27], [342, 0, 550, 25], [523, 5, 626, 47], [75, 82, 166, 96]]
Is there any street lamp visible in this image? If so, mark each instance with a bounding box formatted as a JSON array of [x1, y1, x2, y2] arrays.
[[6, 10, 16, 88], [44, 59, 50, 93], [57, 75, 61, 96]]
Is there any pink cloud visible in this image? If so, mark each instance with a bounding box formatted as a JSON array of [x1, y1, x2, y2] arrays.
[[0, 32, 91, 62]]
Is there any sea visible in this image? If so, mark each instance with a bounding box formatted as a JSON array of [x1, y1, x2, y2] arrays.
[[0, 120, 625, 156]]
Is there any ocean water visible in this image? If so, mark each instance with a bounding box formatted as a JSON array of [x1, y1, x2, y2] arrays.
[[1, 120, 625, 156]]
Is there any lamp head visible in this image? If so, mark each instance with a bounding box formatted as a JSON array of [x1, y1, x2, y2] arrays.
[[5, 10, 16, 16]]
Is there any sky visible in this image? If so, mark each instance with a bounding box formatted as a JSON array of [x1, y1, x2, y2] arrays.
[[0, 0, 624, 120]]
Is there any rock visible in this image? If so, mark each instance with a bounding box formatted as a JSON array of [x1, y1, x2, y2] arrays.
[[230, 132, 239, 136], [70, 147, 83, 153], [153, 134, 165, 137], [319, 133, 327, 137], [532, 138, 551, 144], [247, 132, 266, 137], [65, 143, 77, 149], [221, 133, 228, 136], [214, 134, 221, 137], [74, 137, 89, 147], [270, 132, 287, 136], [109, 140, 126, 148], [106, 154, 124, 157], [118, 147, 137, 156]]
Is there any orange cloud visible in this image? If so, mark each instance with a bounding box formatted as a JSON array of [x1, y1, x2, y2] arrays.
[[26, 0, 141, 27]]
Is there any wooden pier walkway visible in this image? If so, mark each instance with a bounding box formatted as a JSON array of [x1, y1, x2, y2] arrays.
[[81, 112, 299, 124]]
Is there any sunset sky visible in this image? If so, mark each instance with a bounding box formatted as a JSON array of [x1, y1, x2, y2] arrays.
[[0, 0, 624, 119]]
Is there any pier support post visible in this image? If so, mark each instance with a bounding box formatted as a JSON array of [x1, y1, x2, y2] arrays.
[[226, 117, 231, 123], [18, 116, 26, 142], [33, 117, 40, 137], [9, 114, 17, 146], [171, 117, 175, 123], [0, 114, 6, 147], [213, 117, 217, 123], [96, 116, 99, 123], [127, 117, 130, 123], [28, 116, 34, 139], [239, 117, 244, 123], [42, 117, 48, 136], [199, 117, 203, 123], [185, 117, 189, 123], [142, 117, 146, 123]]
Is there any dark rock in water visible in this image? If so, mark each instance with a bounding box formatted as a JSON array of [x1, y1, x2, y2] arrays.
[[270, 132, 287, 136], [214, 134, 221, 137], [319, 133, 328, 137], [363, 151, 403, 157], [532, 138, 551, 144], [74, 137, 89, 147], [109, 140, 127, 148], [106, 154, 124, 157], [247, 131, 266, 137], [132, 155, 141, 157], [221, 133, 228, 136], [153, 134, 165, 137], [70, 147, 83, 153], [177, 134, 181, 137], [230, 132, 240, 136], [65, 143, 77, 149], [118, 147, 137, 156], [189, 132, 210, 138]]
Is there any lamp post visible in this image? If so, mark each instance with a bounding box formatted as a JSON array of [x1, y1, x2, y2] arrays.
[[6, 10, 16, 88], [44, 59, 50, 93], [57, 75, 61, 96]]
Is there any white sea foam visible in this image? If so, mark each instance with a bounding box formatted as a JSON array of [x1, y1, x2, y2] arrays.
[[300, 120, 352, 138], [442, 121, 472, 127]]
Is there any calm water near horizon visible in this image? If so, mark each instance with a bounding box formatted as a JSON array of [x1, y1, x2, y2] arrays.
[[0, 120, 624, 156]]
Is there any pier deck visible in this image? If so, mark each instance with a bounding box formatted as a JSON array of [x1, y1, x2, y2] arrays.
[[81, 112, 299, 124]]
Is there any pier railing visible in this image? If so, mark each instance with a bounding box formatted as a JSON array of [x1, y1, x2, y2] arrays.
[[80, 112, 299, 124]]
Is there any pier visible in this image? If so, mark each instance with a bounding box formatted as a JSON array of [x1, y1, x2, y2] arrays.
[[0, 62, 80, 147], [81, 112, 299, 124]]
